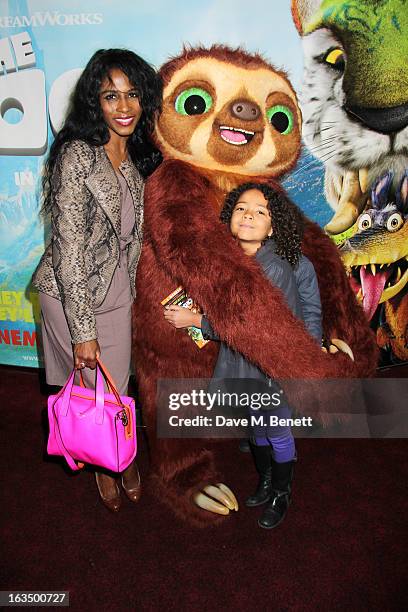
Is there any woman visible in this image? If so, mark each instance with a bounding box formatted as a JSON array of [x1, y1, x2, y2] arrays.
[[33, 48, 162, 512]]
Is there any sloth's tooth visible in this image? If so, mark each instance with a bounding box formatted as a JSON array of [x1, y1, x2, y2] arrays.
[[356, 288, 363, 300], [396, 267, 402, 282], [370, 263, 376, 275], [219, 125, 254, 136]]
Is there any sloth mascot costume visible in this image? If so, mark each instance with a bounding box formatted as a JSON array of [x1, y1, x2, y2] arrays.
[[133, 45, 378, 527]]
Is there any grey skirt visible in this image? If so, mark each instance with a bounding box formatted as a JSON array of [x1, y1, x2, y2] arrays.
[[39, 291, 132, 395]]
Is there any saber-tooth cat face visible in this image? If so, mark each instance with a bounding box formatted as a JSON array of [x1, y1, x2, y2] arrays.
[[298, 26, 408, 176], [155, 46, 302, 179], [292, 0, 408, 233], [292, 0, 408, 173]]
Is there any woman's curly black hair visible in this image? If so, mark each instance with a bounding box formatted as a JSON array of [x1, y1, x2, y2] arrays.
[[220, 182, 305, 267], [42, 48, 163, 211]]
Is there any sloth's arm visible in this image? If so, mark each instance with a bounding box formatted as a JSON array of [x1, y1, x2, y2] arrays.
[[301, 219, 378, 375], [145, 160, 376, 379]]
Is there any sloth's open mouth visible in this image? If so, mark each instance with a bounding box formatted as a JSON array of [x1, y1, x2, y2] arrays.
[[346, 257, 408, 321], [219, 125, 255, 145]]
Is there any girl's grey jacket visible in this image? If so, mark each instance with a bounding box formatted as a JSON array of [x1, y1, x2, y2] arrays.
[[200, 238, 322, 383], [32, 140, 144, 344]]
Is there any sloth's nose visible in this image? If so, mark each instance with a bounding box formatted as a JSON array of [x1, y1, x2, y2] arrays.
[[231, 99, 260, 120]]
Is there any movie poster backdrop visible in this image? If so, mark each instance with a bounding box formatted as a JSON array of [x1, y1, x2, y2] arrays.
[[1, 0, 398, 367]]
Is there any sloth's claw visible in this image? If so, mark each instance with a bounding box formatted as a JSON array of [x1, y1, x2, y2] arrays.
[[330, 338, 355, 361], [193, 483, 238, 515]]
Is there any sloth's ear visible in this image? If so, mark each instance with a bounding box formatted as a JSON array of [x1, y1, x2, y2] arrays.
[[291, 0, 322, 34]]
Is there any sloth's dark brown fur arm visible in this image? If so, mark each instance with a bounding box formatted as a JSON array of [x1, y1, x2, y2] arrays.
[[145, 159, 376, 379]]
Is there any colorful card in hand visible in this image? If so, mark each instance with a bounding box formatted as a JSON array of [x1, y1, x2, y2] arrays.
[[161, 286, 210, 349]]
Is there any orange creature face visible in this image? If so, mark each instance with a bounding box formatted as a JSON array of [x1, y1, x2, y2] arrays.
[[155, 52, 302, 179]]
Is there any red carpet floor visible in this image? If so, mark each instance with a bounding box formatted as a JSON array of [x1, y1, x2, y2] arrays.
[[1, 365, 407, 611]]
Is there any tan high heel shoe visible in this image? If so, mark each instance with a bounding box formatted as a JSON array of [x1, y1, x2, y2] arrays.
[[95, 472, 122, 513], [121, 461, 142, 503]]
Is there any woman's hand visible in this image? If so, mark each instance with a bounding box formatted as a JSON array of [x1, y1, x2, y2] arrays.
[[73, 339, 101, 369], [163, 305, 202, 329]]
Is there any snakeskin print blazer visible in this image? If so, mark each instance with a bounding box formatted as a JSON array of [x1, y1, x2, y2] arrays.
[[32, 140, 144, 344]]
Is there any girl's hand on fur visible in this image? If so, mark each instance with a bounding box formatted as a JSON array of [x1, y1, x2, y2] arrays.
[[163, 305, 202, 329]]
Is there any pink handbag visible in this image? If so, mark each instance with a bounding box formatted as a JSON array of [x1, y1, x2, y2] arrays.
[[47, 360, 137, 472]]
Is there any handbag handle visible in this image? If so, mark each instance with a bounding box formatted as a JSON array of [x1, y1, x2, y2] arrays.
[[79, 366, 115, 395], [95, 359, 125, 424], [94, 359, 133, 439], [53, 360, 130, 469], [60, 370, 76, 417], [51, 389, 84, 471], [61, 359, 124, 423]]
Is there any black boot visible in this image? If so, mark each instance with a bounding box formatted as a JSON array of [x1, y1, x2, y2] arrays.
[[245, 443, 273, 507], [258, 459, 295, 529]]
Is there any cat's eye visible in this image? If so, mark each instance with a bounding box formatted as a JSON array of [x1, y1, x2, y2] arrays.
[[175, 87, 213, 115], [324, 48, 345, 71], [386, 212, 403, 232]]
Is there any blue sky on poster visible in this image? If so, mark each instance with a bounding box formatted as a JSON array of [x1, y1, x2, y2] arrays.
[[1, 0, 325, 231], [19, 0, 303, 87], [1, 0, 327, 248], [0, 0, 328, 367]]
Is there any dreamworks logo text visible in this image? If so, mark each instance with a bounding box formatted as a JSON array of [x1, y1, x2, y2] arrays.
[[0, 12, 103, 28]]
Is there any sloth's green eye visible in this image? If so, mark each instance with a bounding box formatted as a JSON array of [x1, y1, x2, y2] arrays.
[[175, 88, 213, 115], [266, 105, 294, 135]]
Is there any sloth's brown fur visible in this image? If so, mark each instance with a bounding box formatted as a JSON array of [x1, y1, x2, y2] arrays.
[[133, 46, 378, 527]]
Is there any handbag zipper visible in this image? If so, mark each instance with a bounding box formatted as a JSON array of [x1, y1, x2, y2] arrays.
[[71, 392, 129, 408], [115, 418, 120, 472], [116, 409, 128, 426], [68, 393, 133, 439]]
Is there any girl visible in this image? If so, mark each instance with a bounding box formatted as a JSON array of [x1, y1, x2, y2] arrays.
[[164, 182, 322, 529], [33, 49, 162, 512]]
